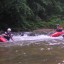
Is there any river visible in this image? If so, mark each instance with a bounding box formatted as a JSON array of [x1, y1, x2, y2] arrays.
[[0, 33, 64, 64]]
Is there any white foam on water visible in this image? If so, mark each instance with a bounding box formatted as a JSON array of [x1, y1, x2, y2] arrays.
[[12, 34, 63, 42], [0, 34, 64, 47]]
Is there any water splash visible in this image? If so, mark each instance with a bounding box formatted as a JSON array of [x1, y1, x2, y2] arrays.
[[8, 34, 64, 46], [0, 33, 64, 47], [12, 34, 63, 41]]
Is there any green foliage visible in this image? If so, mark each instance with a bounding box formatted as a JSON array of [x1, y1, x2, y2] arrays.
[[0, 0, 64, 31]]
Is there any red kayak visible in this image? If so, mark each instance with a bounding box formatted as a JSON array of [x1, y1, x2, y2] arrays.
[[0, 36, 7, 42], [50, 31, 64, 37]]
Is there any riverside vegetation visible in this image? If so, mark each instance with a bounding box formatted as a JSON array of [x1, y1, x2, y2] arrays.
[[0, 0, 64, 31]]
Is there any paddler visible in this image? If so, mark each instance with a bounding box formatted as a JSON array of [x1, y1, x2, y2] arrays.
[[56, 24, 63, 32], [2, 28, 13, 41]]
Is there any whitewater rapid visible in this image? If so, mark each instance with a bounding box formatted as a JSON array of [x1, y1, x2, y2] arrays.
[[0, 33, 64, 47], [9, 34, 64, 46], [12, 34, 63, 42]]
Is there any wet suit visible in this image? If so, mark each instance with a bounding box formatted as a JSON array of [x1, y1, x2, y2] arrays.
[[3, 31, 12, 41], [56, 29, 62, 32], [56, 26, 63, 32]]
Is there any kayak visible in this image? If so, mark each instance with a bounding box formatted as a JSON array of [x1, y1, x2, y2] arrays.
[[50, 32, 64, 37], [0, 36, 7, 42]]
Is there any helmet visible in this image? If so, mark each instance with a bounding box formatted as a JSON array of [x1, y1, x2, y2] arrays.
[[56, 24, 60, 26], [7, 28, 11, 32]]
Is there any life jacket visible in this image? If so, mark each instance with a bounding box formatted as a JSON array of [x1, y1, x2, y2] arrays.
[[3, 31, 12, 40], [57, 26, 63, 29], [5, 31, 11, 37], [56, 26, 63, 32]]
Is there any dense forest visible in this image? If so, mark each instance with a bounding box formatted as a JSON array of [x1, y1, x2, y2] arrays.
[[0, 0, 64, 31]]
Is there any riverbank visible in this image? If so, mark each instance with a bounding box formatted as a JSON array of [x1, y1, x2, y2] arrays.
[[33, 29, 54, 34]]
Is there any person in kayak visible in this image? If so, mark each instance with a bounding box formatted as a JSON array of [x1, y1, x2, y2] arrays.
[[56, 24, 63, 32], [2, 28, 13, 41], [50, 24, 63, 37]]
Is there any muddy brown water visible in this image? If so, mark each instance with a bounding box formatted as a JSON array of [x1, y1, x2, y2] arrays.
[[0, 40, 64, 64]]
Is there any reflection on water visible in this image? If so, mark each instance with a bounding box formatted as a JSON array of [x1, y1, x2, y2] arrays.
[[0, 40, 64, 64]]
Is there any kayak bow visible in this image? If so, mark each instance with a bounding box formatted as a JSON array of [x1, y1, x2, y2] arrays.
[[50, 31, 64, 37]]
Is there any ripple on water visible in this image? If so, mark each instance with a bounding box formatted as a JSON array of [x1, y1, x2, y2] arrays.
[[0, 39, 64, 64]]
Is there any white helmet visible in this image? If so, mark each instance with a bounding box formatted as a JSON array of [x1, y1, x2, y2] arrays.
[[7, 28, 11, 31]]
